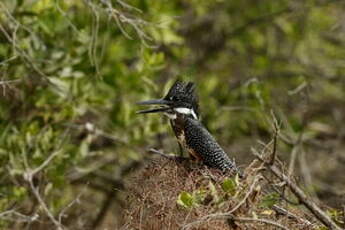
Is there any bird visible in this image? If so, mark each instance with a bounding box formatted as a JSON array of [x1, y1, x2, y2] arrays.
[[137, 80, 240, 175]]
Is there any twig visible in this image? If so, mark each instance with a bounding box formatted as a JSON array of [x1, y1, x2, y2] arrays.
[[58, 183, 88, 223], [148, 148, 189, 161], [99, 0, 154, 47], [230, 215, 289, 230], [24, 153, 65, 229], [0, 55, 18, 66], [27, 179, 63, 230], [0, 210, 39, 223], [29, 150, 62, 177], [54, 0, 80, 34], [227, 175, 262, 214], [116, 0, 142, 13], [272, 205, 314, 227]]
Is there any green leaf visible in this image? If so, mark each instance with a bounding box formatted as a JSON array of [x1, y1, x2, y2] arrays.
[[176, 191, 195, 208], [221, 178, 237, 195]]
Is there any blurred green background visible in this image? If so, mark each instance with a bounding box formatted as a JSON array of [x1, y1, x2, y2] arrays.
[[0, 0, 344, 229]]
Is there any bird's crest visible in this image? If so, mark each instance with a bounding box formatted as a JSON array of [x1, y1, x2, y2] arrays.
[[164, 80, 199, 118]]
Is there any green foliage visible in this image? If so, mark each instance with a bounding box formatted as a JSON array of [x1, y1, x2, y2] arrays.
[[221, 177, 237, 195], [176, 191, 197, 208]]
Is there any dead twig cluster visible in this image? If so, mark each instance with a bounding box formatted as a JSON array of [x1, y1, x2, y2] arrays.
[[251, 113, 342, 230]]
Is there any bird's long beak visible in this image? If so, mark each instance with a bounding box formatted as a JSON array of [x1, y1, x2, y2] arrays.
[[136, 99, 172, 114], [136, 99, 171, 106]]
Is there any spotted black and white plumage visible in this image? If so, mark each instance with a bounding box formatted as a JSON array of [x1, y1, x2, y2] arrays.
[[183, 117, 238, 173], [137, 80, 240, 175]]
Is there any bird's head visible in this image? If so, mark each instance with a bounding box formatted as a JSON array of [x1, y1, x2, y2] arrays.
[[137, 80, 199, 120]]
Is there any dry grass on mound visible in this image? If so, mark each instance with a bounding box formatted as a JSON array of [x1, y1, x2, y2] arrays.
[[120, 157, 318, 230]]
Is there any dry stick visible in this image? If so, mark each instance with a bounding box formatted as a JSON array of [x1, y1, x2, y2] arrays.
[[272, 205, 314, 227], [230, 215, 289, 230], [148, 148, 190, 161], [253, 151, 342, 230]]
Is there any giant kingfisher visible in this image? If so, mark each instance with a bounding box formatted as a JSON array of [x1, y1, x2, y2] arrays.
[[137, 80, 240, 175]]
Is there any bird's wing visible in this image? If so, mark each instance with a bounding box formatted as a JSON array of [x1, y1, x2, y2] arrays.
[[184, 118, 238, 172]]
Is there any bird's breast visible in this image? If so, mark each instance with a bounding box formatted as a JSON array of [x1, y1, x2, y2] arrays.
[[170, 118, 203, 161], [176, 128, 203, 161]]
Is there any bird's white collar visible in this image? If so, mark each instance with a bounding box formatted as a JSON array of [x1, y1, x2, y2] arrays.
[[174, 107, 198, 119]]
